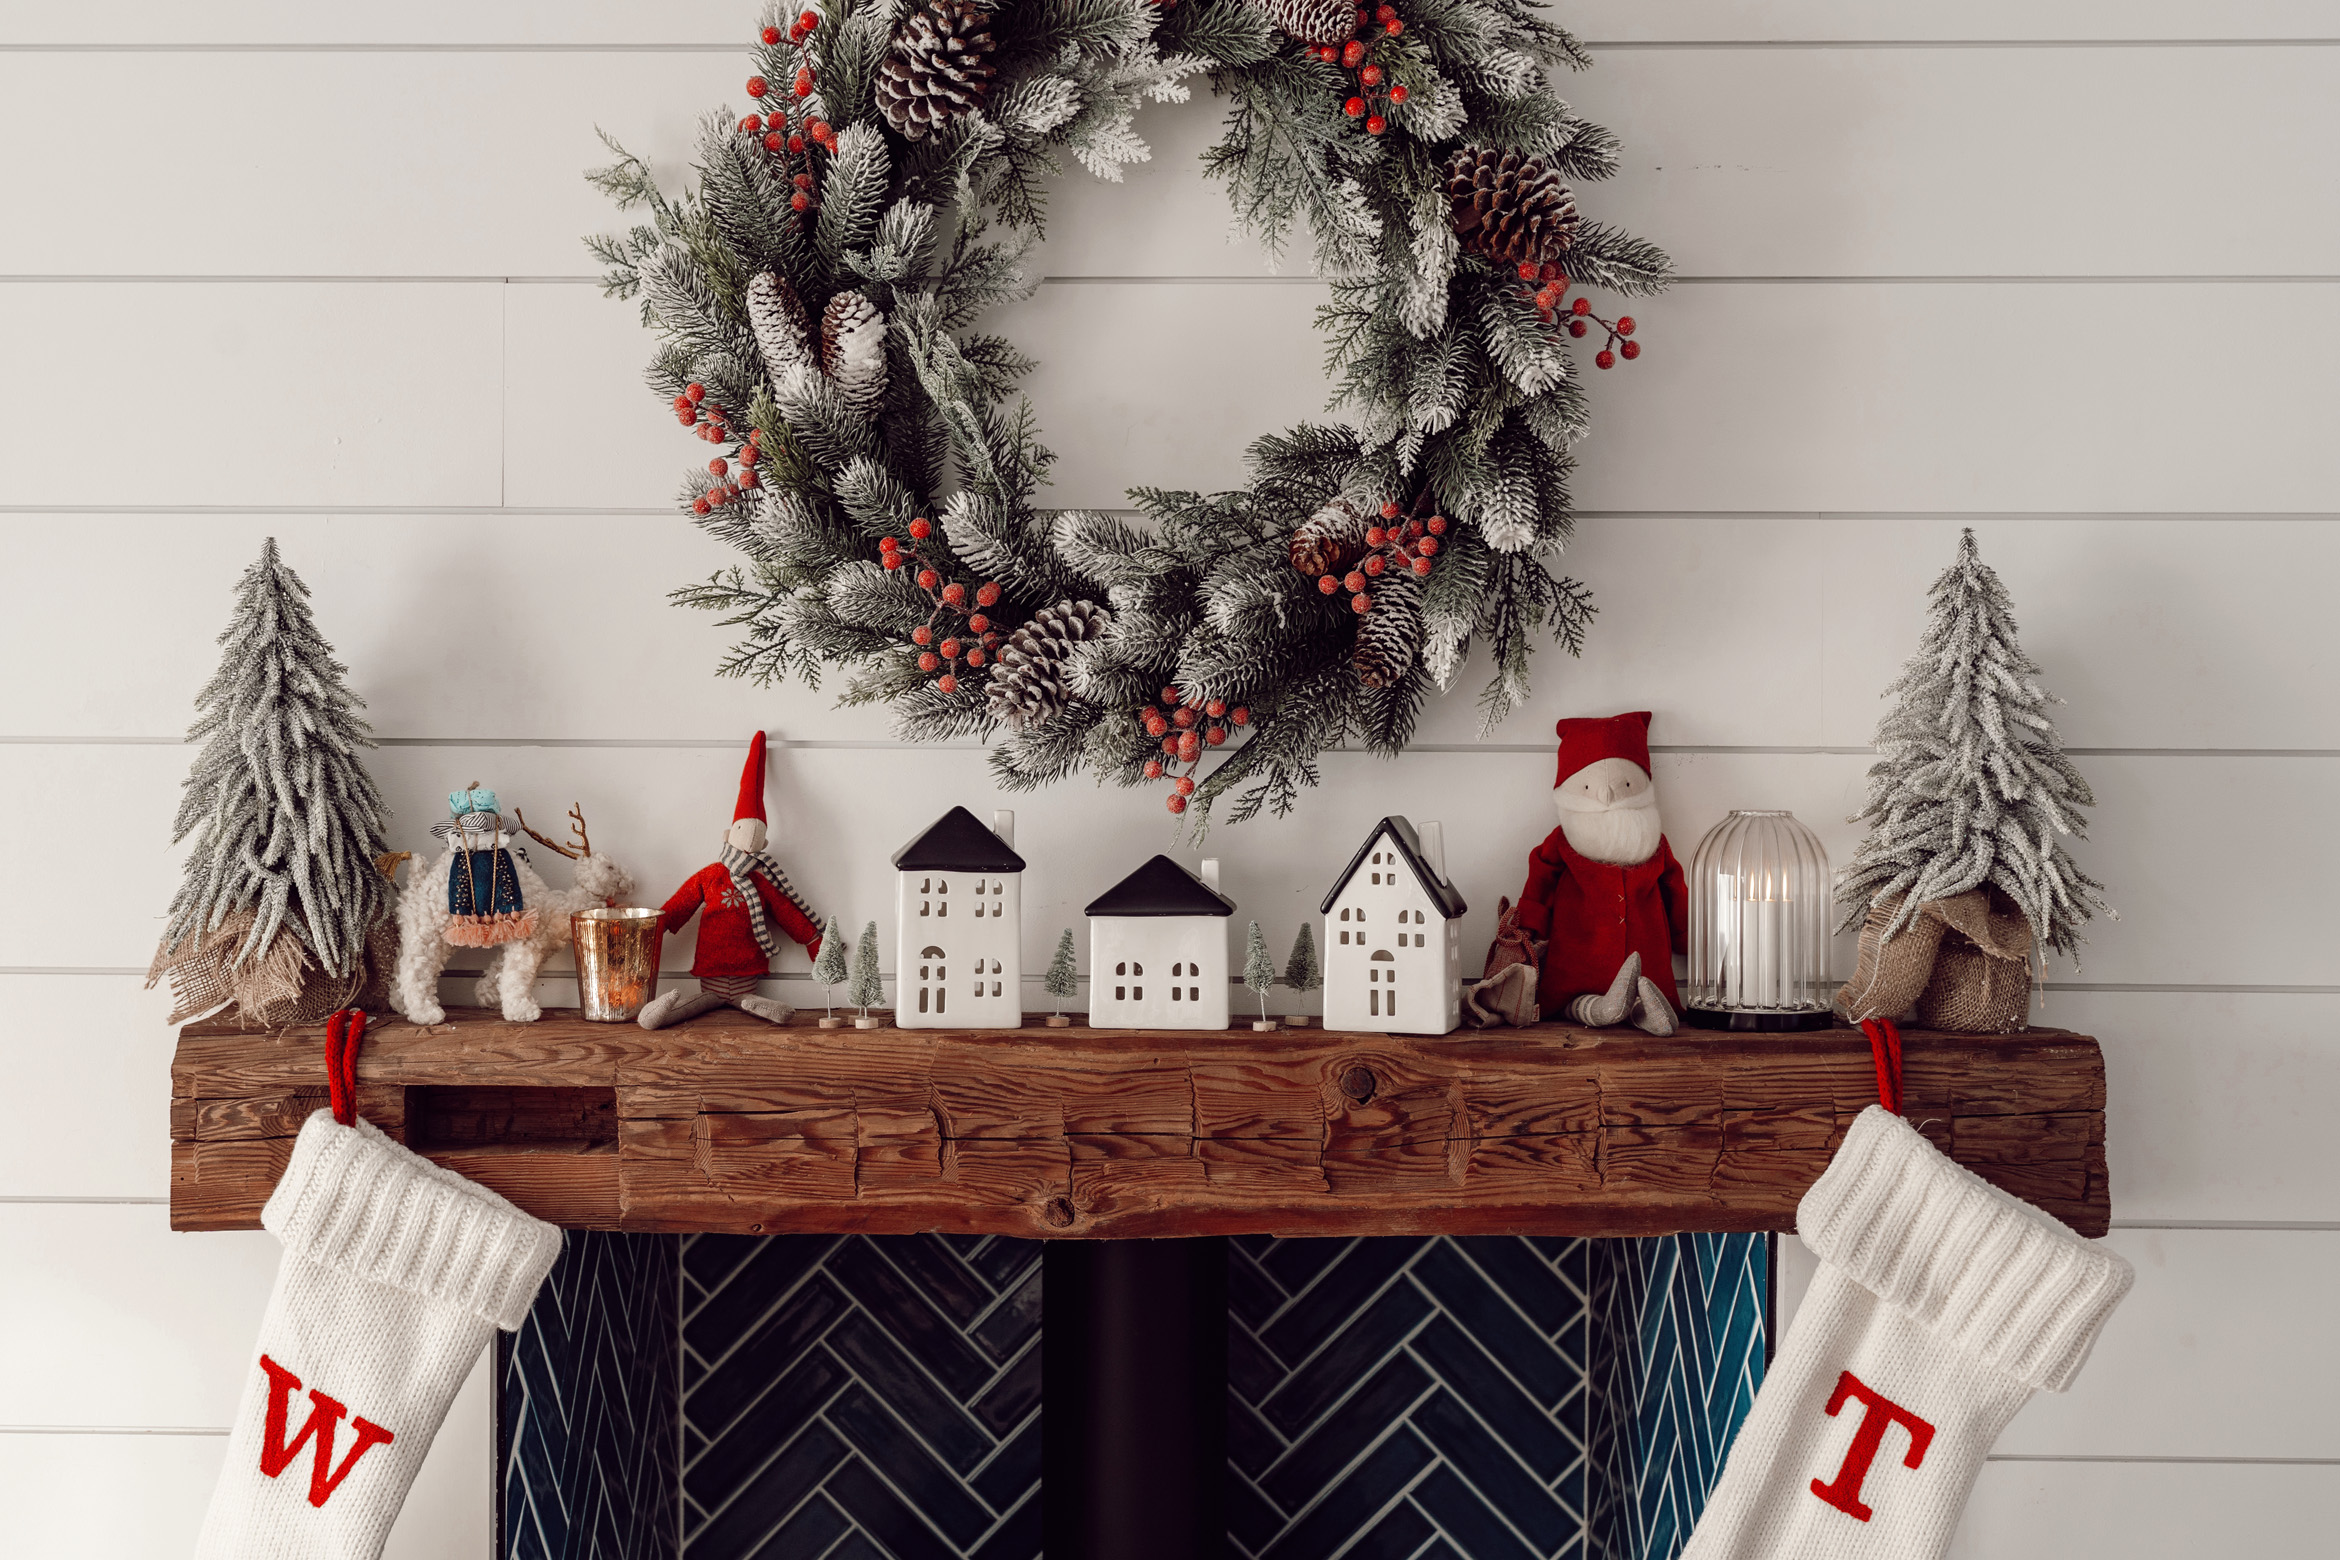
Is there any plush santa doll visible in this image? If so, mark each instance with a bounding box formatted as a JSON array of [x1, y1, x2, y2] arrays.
[[1506, 711, 1689, 1034], [637, 732, 823, 1030]]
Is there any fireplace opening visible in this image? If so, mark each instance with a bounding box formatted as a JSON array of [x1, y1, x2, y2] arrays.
[[496, 1232, 1769, 1560]]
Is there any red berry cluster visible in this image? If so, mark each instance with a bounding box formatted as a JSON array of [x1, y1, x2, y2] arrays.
[[740, 12, 838, 219], [691, 431, 766, 515], [674, 381, 744, 446], [878, 520, 1004, 694], [1306, 5, 1409, 136], [1135, 688, 1250, 813], [1558, 290, 1641, 369], [1314, 498, 1446, 614]]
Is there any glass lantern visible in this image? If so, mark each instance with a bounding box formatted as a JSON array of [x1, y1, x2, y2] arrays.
[[1683, 810, 1835, 1030]]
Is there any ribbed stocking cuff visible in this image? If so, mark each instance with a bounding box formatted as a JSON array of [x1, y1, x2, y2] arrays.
[[262, 1110, 563, 1331], [1798, 1105, 2132, 1392]]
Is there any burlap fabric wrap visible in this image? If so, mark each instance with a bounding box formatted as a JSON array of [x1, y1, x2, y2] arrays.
[[1464, 895, 1545, 1028], [148, 912, 400, 1028], [1837, 890, 2034, 1034]]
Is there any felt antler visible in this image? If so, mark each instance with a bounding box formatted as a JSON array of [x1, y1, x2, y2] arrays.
[[515, 805, 591, 861]]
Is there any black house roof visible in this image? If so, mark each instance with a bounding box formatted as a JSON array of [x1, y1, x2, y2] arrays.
[[891, 806, 1027, 873], [1317, 816, 1469, 919], [1085, 854, 1236, 918]]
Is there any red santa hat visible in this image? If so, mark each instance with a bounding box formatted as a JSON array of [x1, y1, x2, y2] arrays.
[[734, 731, 768, 823], [1554, 711, 1653, 787]]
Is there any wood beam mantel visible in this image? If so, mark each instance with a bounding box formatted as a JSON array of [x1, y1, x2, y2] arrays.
[[169, 1010, 2110, 1239]]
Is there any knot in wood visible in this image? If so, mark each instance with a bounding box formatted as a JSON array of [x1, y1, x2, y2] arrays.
[[1339, 1065, 1378, 1104], [1042, 1195, 1077, 1228]]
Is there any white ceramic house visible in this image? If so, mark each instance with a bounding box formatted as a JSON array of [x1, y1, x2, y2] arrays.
[[892, 806, 1025, 1028], [1321, 816, 1469, 1035], [1085, 855, 1234, 1030]]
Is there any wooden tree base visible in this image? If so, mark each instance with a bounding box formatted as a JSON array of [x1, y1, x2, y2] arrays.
[[169, 1008, 2109, 1238]]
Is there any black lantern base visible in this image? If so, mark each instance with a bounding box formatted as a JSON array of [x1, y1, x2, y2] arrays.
[[1683, 1006, 1838, 1032]]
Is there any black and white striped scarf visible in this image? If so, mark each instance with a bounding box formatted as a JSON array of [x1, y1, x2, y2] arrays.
[[719, 842, 818, 957]]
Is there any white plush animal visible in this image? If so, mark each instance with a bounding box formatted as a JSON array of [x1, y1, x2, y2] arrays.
[[391, 803, 633, 1025]]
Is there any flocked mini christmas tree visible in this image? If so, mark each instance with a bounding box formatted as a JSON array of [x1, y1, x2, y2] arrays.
[[149, 539, 393, 1023], [1043, 928, 1079, 1022], [1838, 529, 2109, 962], [1243, 921, 1278, 1028], [812, 912, 850, 1021], [1282, 923, 1321, 1025], [848, 920, 885, 1024]]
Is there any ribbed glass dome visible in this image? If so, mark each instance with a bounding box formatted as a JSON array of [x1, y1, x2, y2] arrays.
[[1684, 810, 1833, 1029]]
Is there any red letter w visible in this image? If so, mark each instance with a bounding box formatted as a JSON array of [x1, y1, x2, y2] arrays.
[[1808, 1370, 1935, 1522], [257, 1354, 396, 1508]]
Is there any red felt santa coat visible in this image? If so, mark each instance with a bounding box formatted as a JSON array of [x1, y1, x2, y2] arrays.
[[1512, 712, 1690, 1017], [658, 732, 822, 979]]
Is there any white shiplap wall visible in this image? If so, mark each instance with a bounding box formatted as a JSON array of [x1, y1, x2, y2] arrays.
[[3, 3, 2333, 1553]]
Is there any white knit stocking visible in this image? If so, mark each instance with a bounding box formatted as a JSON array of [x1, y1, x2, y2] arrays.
[[1682, 1107, 2132, 1560], [195, 1111, 562, 1560]]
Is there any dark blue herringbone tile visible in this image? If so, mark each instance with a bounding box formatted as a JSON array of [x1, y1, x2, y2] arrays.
[[1235, 1238, 1596, 1560], [500, 1232, 679, 1560], [684, 1350, 848, 1513], [1259, 1277, 1433, 1434], [968, 1262, 1042, 1363], [1228, 1243, 1290, 1330], [1410, 1242, 1574, 1406], [1259, 1423, 1434, 1560], [1258, 1353, 1431, 1512], [681, 1234, 1040, 1560], [1260, 1236, 1422, 1363], [1408, 1316, 1575, 1481]]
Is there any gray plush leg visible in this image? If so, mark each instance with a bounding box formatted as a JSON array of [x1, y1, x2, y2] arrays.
[[638, 988, 726, 1031], [734, 994, 795, 1026], [1566, 952, 1642, 1028], [1632, 975, 1679, 1036]]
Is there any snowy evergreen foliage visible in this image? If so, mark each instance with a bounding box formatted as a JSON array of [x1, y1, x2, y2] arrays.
[[812, 912, 850, 1012], [160, 539, 391, 977], [848, 919, 886, 1014], [1243, 920, 1277, 1018], [1838, 529, 2110, 963], [591, 0, 1663, 831], [1043, 927, 1079, 1012], [1282, 922, 1321, 993]]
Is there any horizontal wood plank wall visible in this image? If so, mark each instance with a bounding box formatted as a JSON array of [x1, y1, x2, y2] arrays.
[[1, 2, 2332, 1554]]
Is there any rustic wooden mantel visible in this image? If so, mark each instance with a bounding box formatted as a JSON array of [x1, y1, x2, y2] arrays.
[[169, 1009, 2110, 1239]]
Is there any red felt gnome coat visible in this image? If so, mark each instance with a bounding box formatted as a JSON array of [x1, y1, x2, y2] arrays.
[[1513, 712, 1690, 1017], [659, 733, 821, 979]]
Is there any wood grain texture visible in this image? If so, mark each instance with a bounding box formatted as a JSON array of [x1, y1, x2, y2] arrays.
[[168, 1008, 2109, 1238]]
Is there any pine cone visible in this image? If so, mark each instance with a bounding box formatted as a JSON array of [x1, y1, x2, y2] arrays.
[[747, 272, 819, 397], [1352, 572, 1424, 690], [821, 291, 888, 416], [986, 599, 1112, 731], [1443, 146, 1580, 269], [1289, 497, 1370, 579], [876, 0, 998, 142], [1238, 0, 1355, 45]]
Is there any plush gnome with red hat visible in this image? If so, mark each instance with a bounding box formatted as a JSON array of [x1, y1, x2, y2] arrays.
[[637, 732, 823, 1030], [1479, 711, 1689, 1033]]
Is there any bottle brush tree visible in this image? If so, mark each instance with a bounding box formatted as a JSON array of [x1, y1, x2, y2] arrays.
[[150, 538, 392, 1018], [847, 920, 885, 1019], [1282, 924, 1321, 1008], [1243, 920, 1277, 1023], [1837, 528, 2110, 963], [811, 913, 849, 1017], [1043, 929, 1079, 1017]]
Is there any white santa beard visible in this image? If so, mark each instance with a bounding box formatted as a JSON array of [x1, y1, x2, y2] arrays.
[[1558, 792, 1663, 865]]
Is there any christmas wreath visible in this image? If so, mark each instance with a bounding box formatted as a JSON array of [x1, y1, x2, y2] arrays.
[[589, 0, 1668, 827]]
